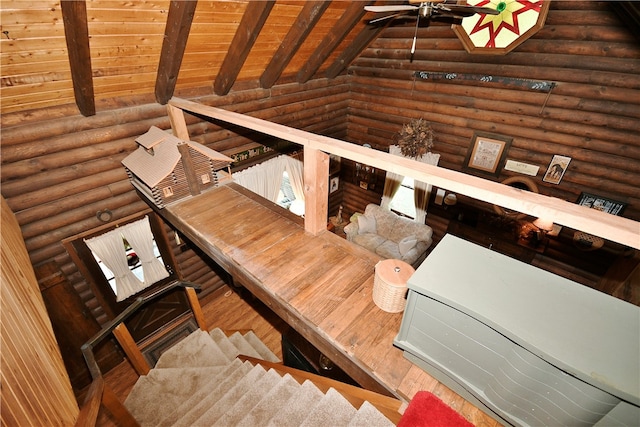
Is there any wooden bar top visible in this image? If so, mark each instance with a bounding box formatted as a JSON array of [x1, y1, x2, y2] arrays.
[[156, 183, 499, 426]]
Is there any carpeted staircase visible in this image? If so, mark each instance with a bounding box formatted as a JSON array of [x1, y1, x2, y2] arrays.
[[124, 328, 395, 426]]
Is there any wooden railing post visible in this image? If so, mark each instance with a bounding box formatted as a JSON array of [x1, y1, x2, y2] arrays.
[[185, 286, 208, 331], [113, 324, 150, 376], [303, 147, 329, 235]]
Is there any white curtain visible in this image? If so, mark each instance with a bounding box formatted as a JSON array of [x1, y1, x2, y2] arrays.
[[85, 216, 169, 301], [233, 156, 286, 202], [120, 216, 169, 287], [413, 152, 441, 224], [85, 228, 143, 302], [380, 145, 405, 210], [383, 145, 440, 223]]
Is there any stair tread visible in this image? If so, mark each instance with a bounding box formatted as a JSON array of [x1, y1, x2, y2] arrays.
[[155, 329, 231, 369], [124, 366, 228, 426], [157, 360, 252, 427], [299, 387, 358, 427], [185, 364, 268, 426], [209, 327, 242, 360], [243, 330, 280, 362], [124, 327, 396, 427], [235, 373, 301, 427], [228, 331, 262, 359], [214, 368, 283, 426], [348, 401, 395, 427], [266, 380, 325, 427]]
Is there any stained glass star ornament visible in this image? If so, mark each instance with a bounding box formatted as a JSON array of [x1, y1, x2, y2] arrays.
[[453, 0, 551, 55]]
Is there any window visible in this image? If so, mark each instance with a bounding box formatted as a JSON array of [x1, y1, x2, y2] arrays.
[[389, 176, 416, 219], [93, 237, 164, 295], [63, 212, 177, 318], [276, 171, 295, 209]]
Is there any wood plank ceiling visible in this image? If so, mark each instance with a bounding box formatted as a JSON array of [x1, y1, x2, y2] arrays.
[[1, 0, 389, 116], [1, 1, 638, 116]]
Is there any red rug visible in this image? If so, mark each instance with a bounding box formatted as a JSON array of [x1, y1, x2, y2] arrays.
[[398, 391, 474, 427]]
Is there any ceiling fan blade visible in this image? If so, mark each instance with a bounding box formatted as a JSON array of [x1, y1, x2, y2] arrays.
[[364, 5, 418, 13], [368, 12, 414, 24], [436, 4, 500, 16]]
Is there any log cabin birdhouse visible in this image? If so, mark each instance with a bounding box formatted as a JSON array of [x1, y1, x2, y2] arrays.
[[122, 126, 233, 208]]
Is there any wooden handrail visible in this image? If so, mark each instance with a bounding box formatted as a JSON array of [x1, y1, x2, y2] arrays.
[[167, 97, 640, 250], [74, 377, 103, 427], [78, 281, 203, 426], [81, 280, 201, 376]]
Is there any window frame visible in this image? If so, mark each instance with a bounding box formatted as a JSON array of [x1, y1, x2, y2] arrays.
[[389, 176, 416, 219], [63, 210, 178, 319]]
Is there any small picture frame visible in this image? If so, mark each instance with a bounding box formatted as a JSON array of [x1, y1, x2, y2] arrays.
[[330, 176, 340, 194], [463, 132, 512, 178], [543, 155, 571, 184], [576, 192, 627, 216]]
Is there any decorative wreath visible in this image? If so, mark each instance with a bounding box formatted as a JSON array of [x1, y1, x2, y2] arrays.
[[397, 118, 434, 158]]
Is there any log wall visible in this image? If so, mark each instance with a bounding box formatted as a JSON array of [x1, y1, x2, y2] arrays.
[[0, 76, 349, 392], [346, 1, 640, 223]]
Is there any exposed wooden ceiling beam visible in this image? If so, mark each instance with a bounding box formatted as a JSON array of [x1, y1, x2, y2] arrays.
[[60, 0, 95, 117], [260, 1, 330, 89], [155, 1, 198, 105], [297, 1, 374, 84], [214, 1, 276, 96], [325, 18, 389, 79]]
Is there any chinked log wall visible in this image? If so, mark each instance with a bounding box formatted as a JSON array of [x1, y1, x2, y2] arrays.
[[0, 77, 349, 331], [346, 1, 640, 223]]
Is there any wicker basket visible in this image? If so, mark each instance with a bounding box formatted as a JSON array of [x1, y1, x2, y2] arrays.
[[373, 259, 415, 313]]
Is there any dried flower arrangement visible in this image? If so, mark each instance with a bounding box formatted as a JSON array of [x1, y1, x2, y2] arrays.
[[396, 118, 434, 158]]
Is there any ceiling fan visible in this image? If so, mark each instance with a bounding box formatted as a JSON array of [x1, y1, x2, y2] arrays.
[[365, 1, 500, 54]]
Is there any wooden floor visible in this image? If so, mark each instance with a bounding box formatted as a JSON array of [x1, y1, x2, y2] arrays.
[[146, 182, 500, 426]]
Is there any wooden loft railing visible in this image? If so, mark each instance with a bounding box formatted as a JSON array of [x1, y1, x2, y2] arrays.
[[166, 97, 639, 250], [76, 281, 207, 427]]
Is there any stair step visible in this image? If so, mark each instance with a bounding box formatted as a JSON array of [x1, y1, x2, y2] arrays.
[[184, 364, 268, 426], [209, 327, 242, 360], [348, 401, 395, 427], [158, 360, 252, 427], [228, 331, 262, 359], [124, 366, 226, 426], [266, 380, 325, 427], [235, 373, 301, 427], [243, 330, 280, 362], [214, 368, 283, 426], [155, 329, 231, 369], [300, 387, 358, 427], [125, 326, 396, 427]]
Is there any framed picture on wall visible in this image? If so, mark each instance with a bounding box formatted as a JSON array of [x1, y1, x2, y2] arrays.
[[543, 155, 571, 184], [330, 176, 340, 194], [576, 192, 627, 216], [463, 132, 512, 178]]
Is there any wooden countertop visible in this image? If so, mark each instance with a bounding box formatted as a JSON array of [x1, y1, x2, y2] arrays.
[[156, 183, 500, 426]]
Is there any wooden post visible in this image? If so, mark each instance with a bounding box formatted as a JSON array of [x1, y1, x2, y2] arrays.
[[304, 147, 329, 235], [167, 103, 190, 141], [185, 287, 208, 332], [113, 324, 150, 376], [177, 143, 201, 196]]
